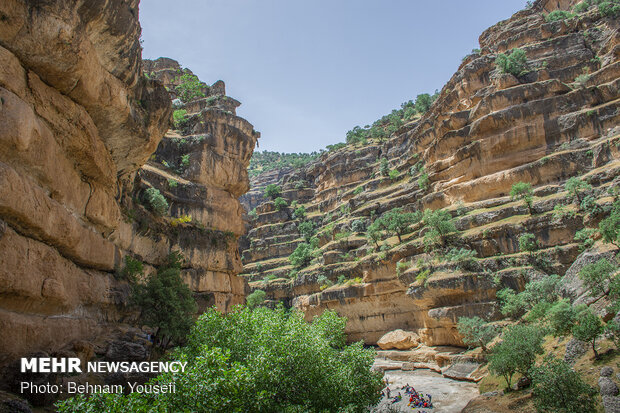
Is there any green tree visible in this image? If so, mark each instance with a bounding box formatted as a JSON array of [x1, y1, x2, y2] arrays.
[[564, 177, 592, 207], [488, 324, 545, 386], [289, 242, 315, 269], [57, 307, 382, 412], [495, 48, 529, 76], [457, 317, 498, 351], [510, 182, 534, 214], [351, 219, 367, 233], [264, 184, 282, 200], [132, 253, 197, 348], [367, 221, 383, 248], [415, 93, 434, 113], [378, 208, 421, 243], [379, 157, 390, 177], [578, 258, 618, 298], [418, 171, 430, 191], [599, 200, 620, 247], [274, 197, 288, 211], [298, 221, 316, 242], [246, 290, 266, 309], [547, 299, 578, 336], [175, 73, 206, 103], [497, 288, 527, 319], [293, 205, 307, 220], [545, 10, 575, 22], [571, 308, 604, 358], [531, 356, 597, 413], [422, 208, 456, 247], [519, 233, 538, 258]]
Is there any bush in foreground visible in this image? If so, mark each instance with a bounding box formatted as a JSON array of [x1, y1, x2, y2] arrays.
[[56, 307, 382, 413]]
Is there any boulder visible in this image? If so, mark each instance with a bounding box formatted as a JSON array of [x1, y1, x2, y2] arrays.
[[377, 330, 420, 350]]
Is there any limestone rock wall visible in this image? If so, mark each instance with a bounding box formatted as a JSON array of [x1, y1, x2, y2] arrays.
[[241, 0, 620, 347], [0, 1, 257, 374]]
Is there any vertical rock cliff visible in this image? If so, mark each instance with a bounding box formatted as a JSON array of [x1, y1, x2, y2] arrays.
[[0, 0, 258, 378]]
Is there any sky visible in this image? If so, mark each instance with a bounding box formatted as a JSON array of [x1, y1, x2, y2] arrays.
[[140, 0, 526, 153]]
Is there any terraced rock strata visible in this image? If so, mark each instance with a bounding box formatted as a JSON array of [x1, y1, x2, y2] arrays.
[[240, 0, 620, 347]]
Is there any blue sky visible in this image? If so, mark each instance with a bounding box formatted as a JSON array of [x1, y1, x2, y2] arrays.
[[140, 0, 526, 153]]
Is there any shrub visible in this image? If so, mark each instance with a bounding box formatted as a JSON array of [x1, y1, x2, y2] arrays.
[[298, 221, 316, 242], [578, 258, 617, 298], [531, 356, 597, 413], [246, 289, 266, 309], [144, 187, 168, 215], [172, 109, 188, 129], [445, 248, 479, 271], [175, 73, 206, 103], [337, 275, 347, 285], [57, 307, 382, 412], [418, 171, 430, 190], [457, 317, 498, 351], [351, 219, 367, 233], [422, 208, 456, 247], [248, 208, 258, 220], [552, 204, 576, 221], [317, 275, 334, 290], [181, 154, 190, 167], [293, 205, 307, 220], [572, 308, 604, 358], [416, 268, 432, 285], [168, 179, 178, 188], [131, 253, 197, 348], [415, 93, 434, 113], [388, 169, 399, 180], [274, 197, 288, 211], [488, 324, 545, 387], [264, 184, 282, 199], [120, 255, 143, 282], [497, 288, 527, 318], [545, 10, 575, 21], [379, 157, 390, 177], [574, 228, 597, 250], [573, 1, 590, 13], [510, 182, 534, 214], [495, 48, 529, 76], [519, 233, 538, 258], [171, 214, 192, 227], [353, 186, 364, 195], [289, 242, 315, 269], [599, 1, 620, 17]]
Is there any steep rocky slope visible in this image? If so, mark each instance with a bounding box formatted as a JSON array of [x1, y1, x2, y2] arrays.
[[0, 0, 257, 387], [241, 0, 620, 347]]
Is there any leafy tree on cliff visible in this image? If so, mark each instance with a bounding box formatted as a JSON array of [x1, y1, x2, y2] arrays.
[[564, 177, 592, 207], [376, 208, 421, 243], [264, 184, 282, 200], [457, 316, 498, 351], [246, 289, 267, 309], [57, 307, 383, 412], [495, 48, 529, 77], [132, 252, 197, 348], [572, 307, 604, 358], [422, 208, 456, 247], [599, 199, 620, 248], [175, 72, 206, 103], [510, 182, 534, 214]]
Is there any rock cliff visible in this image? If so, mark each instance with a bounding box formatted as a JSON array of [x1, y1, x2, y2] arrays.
[[241, 0, 620, 347], [0, 0, 258, 384]]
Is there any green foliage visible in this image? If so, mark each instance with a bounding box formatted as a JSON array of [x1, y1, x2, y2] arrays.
[[418, 171, 430, 190], [172, 109, 188, 129], [388, 169, 399, 180], [246, 289, 266, 309], [531, 356, 597, 413], [353, 186, 364, 195], [317, 274, 334, 290], [132, 253, 197, 346], [415, 93, 435, 114], [497, 288, 527, 318], [293, 205, 307, 220], [510, 182, 534, 214], [144, 187, 168, 215], [606, 318, 620, 348], [547, 299, 578, 336], [326, 143, 346, 152], [167, 179, 178, 188], [175, 73, 206, 103], [519, 233, 538, 257], [564, 177, 591, 205], [351, 219, 367, 233], [58, 307, 382, 412], [274, 197, 288, 211], [573, 1, 591, 13], [599, 200, 620, 247], [444, 247, 479, 271], [457, 316, 498, 351], [379, 157, 390, 177], [578, 258, 617, 298], [376, 208, 421, 243], [495, 48, 529, 76], [264, 184, 282, 200], [572, 308, 604, 358], [552, 204, 576, 221], [488, 324, 545, 387], [366, 221, 383, 247], [297, 220, 316, 242], [248, 208, 258, 220], [181, 154, 190, 167], [119, 255, 143, 282], [574, 228, 597, 250], [416, 268, 431, 285], [422, 208, 456, 247], [599, 1, 620, 17], [248, 151, 319, 178], [545, 10, 575, 21], [289, 242, 316, 269]]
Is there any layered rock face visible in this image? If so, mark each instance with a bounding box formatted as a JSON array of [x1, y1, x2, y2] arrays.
[[0, 0, 257, 377], [241, 0, 620, 346]]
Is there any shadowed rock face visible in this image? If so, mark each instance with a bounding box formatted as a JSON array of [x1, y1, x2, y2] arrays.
[[240, 0, 620, 346], [0, 1, 258, 377]]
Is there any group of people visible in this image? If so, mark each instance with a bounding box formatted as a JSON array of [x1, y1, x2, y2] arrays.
[[382, 379, 434, 411]]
